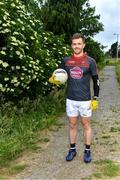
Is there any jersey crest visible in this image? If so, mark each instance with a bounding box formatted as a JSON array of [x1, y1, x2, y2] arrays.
[[70, 67, 83, 79]]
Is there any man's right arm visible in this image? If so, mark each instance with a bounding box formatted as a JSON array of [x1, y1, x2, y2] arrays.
[[49, 58, 65, 85]]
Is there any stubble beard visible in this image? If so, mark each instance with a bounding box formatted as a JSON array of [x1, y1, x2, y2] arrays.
[[74, 48, 83, 56]]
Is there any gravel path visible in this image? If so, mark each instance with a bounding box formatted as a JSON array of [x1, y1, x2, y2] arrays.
[[12, 66, 120, 179]]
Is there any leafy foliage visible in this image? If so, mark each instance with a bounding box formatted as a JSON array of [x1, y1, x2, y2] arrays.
[[0, 89, 66, 166], [40, 0, 103, 41], [116, 62, 120, 84], [109, 42, 120, 58], [0, 0, 71, 99], [85, 38, 105, 64]]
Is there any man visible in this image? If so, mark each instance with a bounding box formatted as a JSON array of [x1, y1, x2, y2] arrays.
[[49, 33, 99, 163]]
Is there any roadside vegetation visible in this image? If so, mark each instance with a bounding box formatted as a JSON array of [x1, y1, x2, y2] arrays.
[[116, 61, 120, 84], [0, 88, 66, 168], [105, 58, 120, 66], [93, 159, 120, 179]]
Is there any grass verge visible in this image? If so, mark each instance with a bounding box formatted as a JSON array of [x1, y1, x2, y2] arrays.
[[0, 88, 66, 171], [105, 58, 120, 66], [93, 159, 120, 178], [115, 61, 120, 85]]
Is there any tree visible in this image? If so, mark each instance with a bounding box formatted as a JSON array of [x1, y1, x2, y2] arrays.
[[109, 42, 120, 58], [85, 38, 105, 64], [40, 0, 103, 41], [105, 42, 120, 58]]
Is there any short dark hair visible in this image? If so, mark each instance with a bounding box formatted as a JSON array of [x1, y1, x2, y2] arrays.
[[71, 33, 85, 43]]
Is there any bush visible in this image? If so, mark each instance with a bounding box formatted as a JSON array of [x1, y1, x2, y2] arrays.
[[0, 0, 71, 100]]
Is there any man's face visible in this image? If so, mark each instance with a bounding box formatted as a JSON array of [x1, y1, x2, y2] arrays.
[[71, 38, 85, 55]]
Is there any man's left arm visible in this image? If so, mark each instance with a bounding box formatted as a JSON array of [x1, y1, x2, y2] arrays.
[[91, 74, 99, 111], [90, 59, 100, 110], [92, 74, 99, 100]]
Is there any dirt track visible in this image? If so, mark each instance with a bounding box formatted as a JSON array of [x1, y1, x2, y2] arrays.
[[12, 66, 120, 179]]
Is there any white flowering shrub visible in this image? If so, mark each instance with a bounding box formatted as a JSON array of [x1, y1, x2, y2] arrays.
[[0, 0, 71, 98]]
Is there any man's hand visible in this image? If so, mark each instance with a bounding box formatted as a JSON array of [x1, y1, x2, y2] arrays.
[[49, 75, 62, 85], [91, 100, 99, 111]]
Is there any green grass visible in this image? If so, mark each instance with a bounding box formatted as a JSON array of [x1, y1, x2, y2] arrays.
[[115, 61, 120, 84], [81, 177, 92, 180], [7, 164, 27, 175], [110, 127, 120, 132], [0, 163, 28, 178], [93, 159, 120, 178], [105, 58, 120, 66], [101, 135, 111, 139], [0, 88, 66, 170]]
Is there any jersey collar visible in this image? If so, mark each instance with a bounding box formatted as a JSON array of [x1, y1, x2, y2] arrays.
[[72, 53, 86, 60]]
